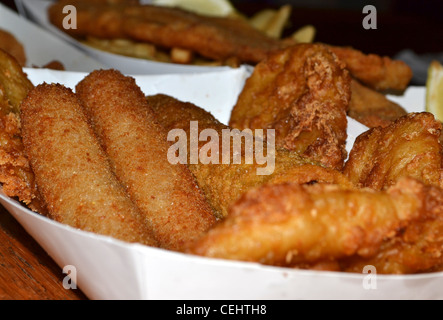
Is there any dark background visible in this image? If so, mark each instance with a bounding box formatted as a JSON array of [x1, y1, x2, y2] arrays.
[[1, 0, 443, 57], [231, 0, 443, 57]]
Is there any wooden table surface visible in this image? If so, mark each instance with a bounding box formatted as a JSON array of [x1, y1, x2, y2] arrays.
[[0, 205, 88, 300]]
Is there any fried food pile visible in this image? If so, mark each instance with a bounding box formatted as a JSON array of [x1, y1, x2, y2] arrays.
[[0, 49, 45, 213], [0, 19, 440, 274]]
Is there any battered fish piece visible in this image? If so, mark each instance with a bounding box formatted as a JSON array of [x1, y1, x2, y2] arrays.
[[229, 43, 351, 170], [20, 84, 157, 246], [48, 0, 284, 64], [187, 178, 425, 267], [348, 79, 408, 128], [344, 112, 443, 190], [0, 49, 44, 212], [148, 94, 353, 219], [76, 70, 216, 251], [328, 45, 413, 92], [340, 178, 443, 274], [0, 29, 26, 67]]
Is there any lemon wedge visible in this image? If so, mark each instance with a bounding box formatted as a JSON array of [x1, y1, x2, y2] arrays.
[[425, 60, 443, 122], [291, 25, 316, 43], [151, 0, 237, 17]]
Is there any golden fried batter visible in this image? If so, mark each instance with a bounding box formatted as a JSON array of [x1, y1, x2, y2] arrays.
[[0, 49, 44, 212], [344, 112, 443, 190], [348, 79, 408, 128], [48, 0, 283, 64], [187, 178, 426, 267], [229, 43, 351, 170], [328, 45, 413, 92], [148, 94, 353, 219], [340, 178, 443, 274], [0, 29, 26, 67], [21, 84, 158, 246]]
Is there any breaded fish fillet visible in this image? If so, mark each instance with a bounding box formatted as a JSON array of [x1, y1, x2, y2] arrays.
[[0, 49, 45, 212], [229, 43, 351, 170], [76, 70, 216, 251], [148, 94, 353, 219], [48, 0, 283, 64], [20, 84, 158, 246], [187, 178, 425, 267], [340, 178, 443, 274], [0, 29, 26, 67], [348, 79, 407, 128], [328, 45, 413, 92], [344, 112, 443, 190]]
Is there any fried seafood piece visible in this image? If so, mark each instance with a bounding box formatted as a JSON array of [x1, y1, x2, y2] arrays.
[[0, 29, 26, 67], [0, 49, 45, 212], [340, 178, 443, 274], [148, 94, 353, 219], [187, 178, 426, 267], [229, 43, 351, 170], [348, 79, 407, 128], [76, 70, 216, 251], [327, 45, 413, 92], [344, 112, 443, 190], [0, 50, 33, 114], [48, 0, 284, 64], [20, 84, 158, 246]]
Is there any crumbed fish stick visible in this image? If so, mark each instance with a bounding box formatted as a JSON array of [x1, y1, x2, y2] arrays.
[[20, 84, 157, 246], [76, 70, 216, 251], [147, 94, 353, 219]]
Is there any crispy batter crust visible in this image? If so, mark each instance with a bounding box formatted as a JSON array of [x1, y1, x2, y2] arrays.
[[229, 43, 351, 170], [148, 94, 353, 219], [344, 112, 443, 190], [48, 0, 283, 64], [328, 45, 413, 92], [0, 49, 45, 212], [187, 178, 426, 267], [348, 79, 408, 128]]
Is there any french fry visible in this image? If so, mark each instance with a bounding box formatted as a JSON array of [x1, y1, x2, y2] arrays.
[[264, 5, 292, 39], [249, 9, 277, 32], [170, 47, 194, 64], [84, 37, 158, 60]]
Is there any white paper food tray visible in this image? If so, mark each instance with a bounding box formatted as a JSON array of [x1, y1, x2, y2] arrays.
[[1, 67, 442, 300], [16, 0, 240, 75], [0, 2, 104, 72]]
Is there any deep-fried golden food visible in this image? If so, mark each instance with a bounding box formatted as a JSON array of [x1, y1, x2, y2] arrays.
[[340, 178, 443, 274], [328, 45, 413, 92], [48, 0, 284, 65], [348, 79, 408, 128], [229, 43, 351, 170], [0, 50, 33, 114], [344, 112, 443, 190], [76, 70, 216, 251], [21, 84, 158, 246], [0, 29, 26, 67], [148, 94, 353, 219], [187, 178, 426, 267], [0, 49, 44, 212]]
